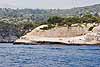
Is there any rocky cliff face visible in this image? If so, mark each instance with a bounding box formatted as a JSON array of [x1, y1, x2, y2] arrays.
[[85, 25, 100, 43], [15, 25, 100, 45], [0, 36, 18, 42], [26, 25, 89, 37], [0, 29, 19, 42]]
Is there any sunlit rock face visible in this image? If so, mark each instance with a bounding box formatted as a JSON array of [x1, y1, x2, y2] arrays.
[[93, 25, 100, 32], [85, 25, 100, 42], [26, 25, 88, 38], [15, 24, 100, 45], [85, 32, 100, 41]]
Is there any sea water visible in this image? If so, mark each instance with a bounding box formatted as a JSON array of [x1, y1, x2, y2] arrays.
[[0, 43, 100, 67]]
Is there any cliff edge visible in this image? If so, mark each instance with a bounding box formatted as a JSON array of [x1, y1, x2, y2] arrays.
[[15, 25, 100, 45]]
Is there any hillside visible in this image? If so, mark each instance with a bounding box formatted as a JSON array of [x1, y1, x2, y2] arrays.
[[0, 4, 100, 42], [0, 4, 100, 22]]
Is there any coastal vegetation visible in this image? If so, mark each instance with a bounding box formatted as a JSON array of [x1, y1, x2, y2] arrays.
[[0, 4, 100, 42], [0, 12, 100, 37]]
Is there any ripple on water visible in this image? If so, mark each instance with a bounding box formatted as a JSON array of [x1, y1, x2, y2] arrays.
[[0, 43, 99, 67]]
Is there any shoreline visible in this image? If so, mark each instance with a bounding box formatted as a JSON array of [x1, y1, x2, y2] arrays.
[[0, 40, 99, 46], [14, 40, 100, 46], [0, 42, 14, 43], [14, 34, 100, 46], [14, 25, 100, 46]]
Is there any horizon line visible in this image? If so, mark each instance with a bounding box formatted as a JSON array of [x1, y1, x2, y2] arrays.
[[0, 3, 99, 10]]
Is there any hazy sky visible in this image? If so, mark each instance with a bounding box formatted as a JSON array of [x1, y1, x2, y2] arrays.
[[0, 0, 100, 9]]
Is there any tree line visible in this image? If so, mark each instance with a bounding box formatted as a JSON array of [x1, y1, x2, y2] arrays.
[[0, 12, 100, 38]]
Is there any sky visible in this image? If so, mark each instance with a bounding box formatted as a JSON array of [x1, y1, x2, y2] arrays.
[[0, 0, 100, 9]]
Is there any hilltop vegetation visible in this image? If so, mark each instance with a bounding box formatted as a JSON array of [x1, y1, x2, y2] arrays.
[[0, 4, 100, 22]]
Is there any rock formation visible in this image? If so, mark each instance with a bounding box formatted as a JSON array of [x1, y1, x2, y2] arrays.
[[14, 25, 100, 45]]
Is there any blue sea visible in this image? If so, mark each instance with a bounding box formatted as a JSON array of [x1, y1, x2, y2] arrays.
[[0, 43, 100, 67]]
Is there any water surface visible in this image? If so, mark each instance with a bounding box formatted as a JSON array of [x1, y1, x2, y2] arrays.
[[0, 43, 100, 67]]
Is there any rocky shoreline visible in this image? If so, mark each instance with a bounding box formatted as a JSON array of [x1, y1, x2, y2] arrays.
[[14, 41, 100, 46], [14, 25, 100, 45], [14, 35, 100, 45]]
